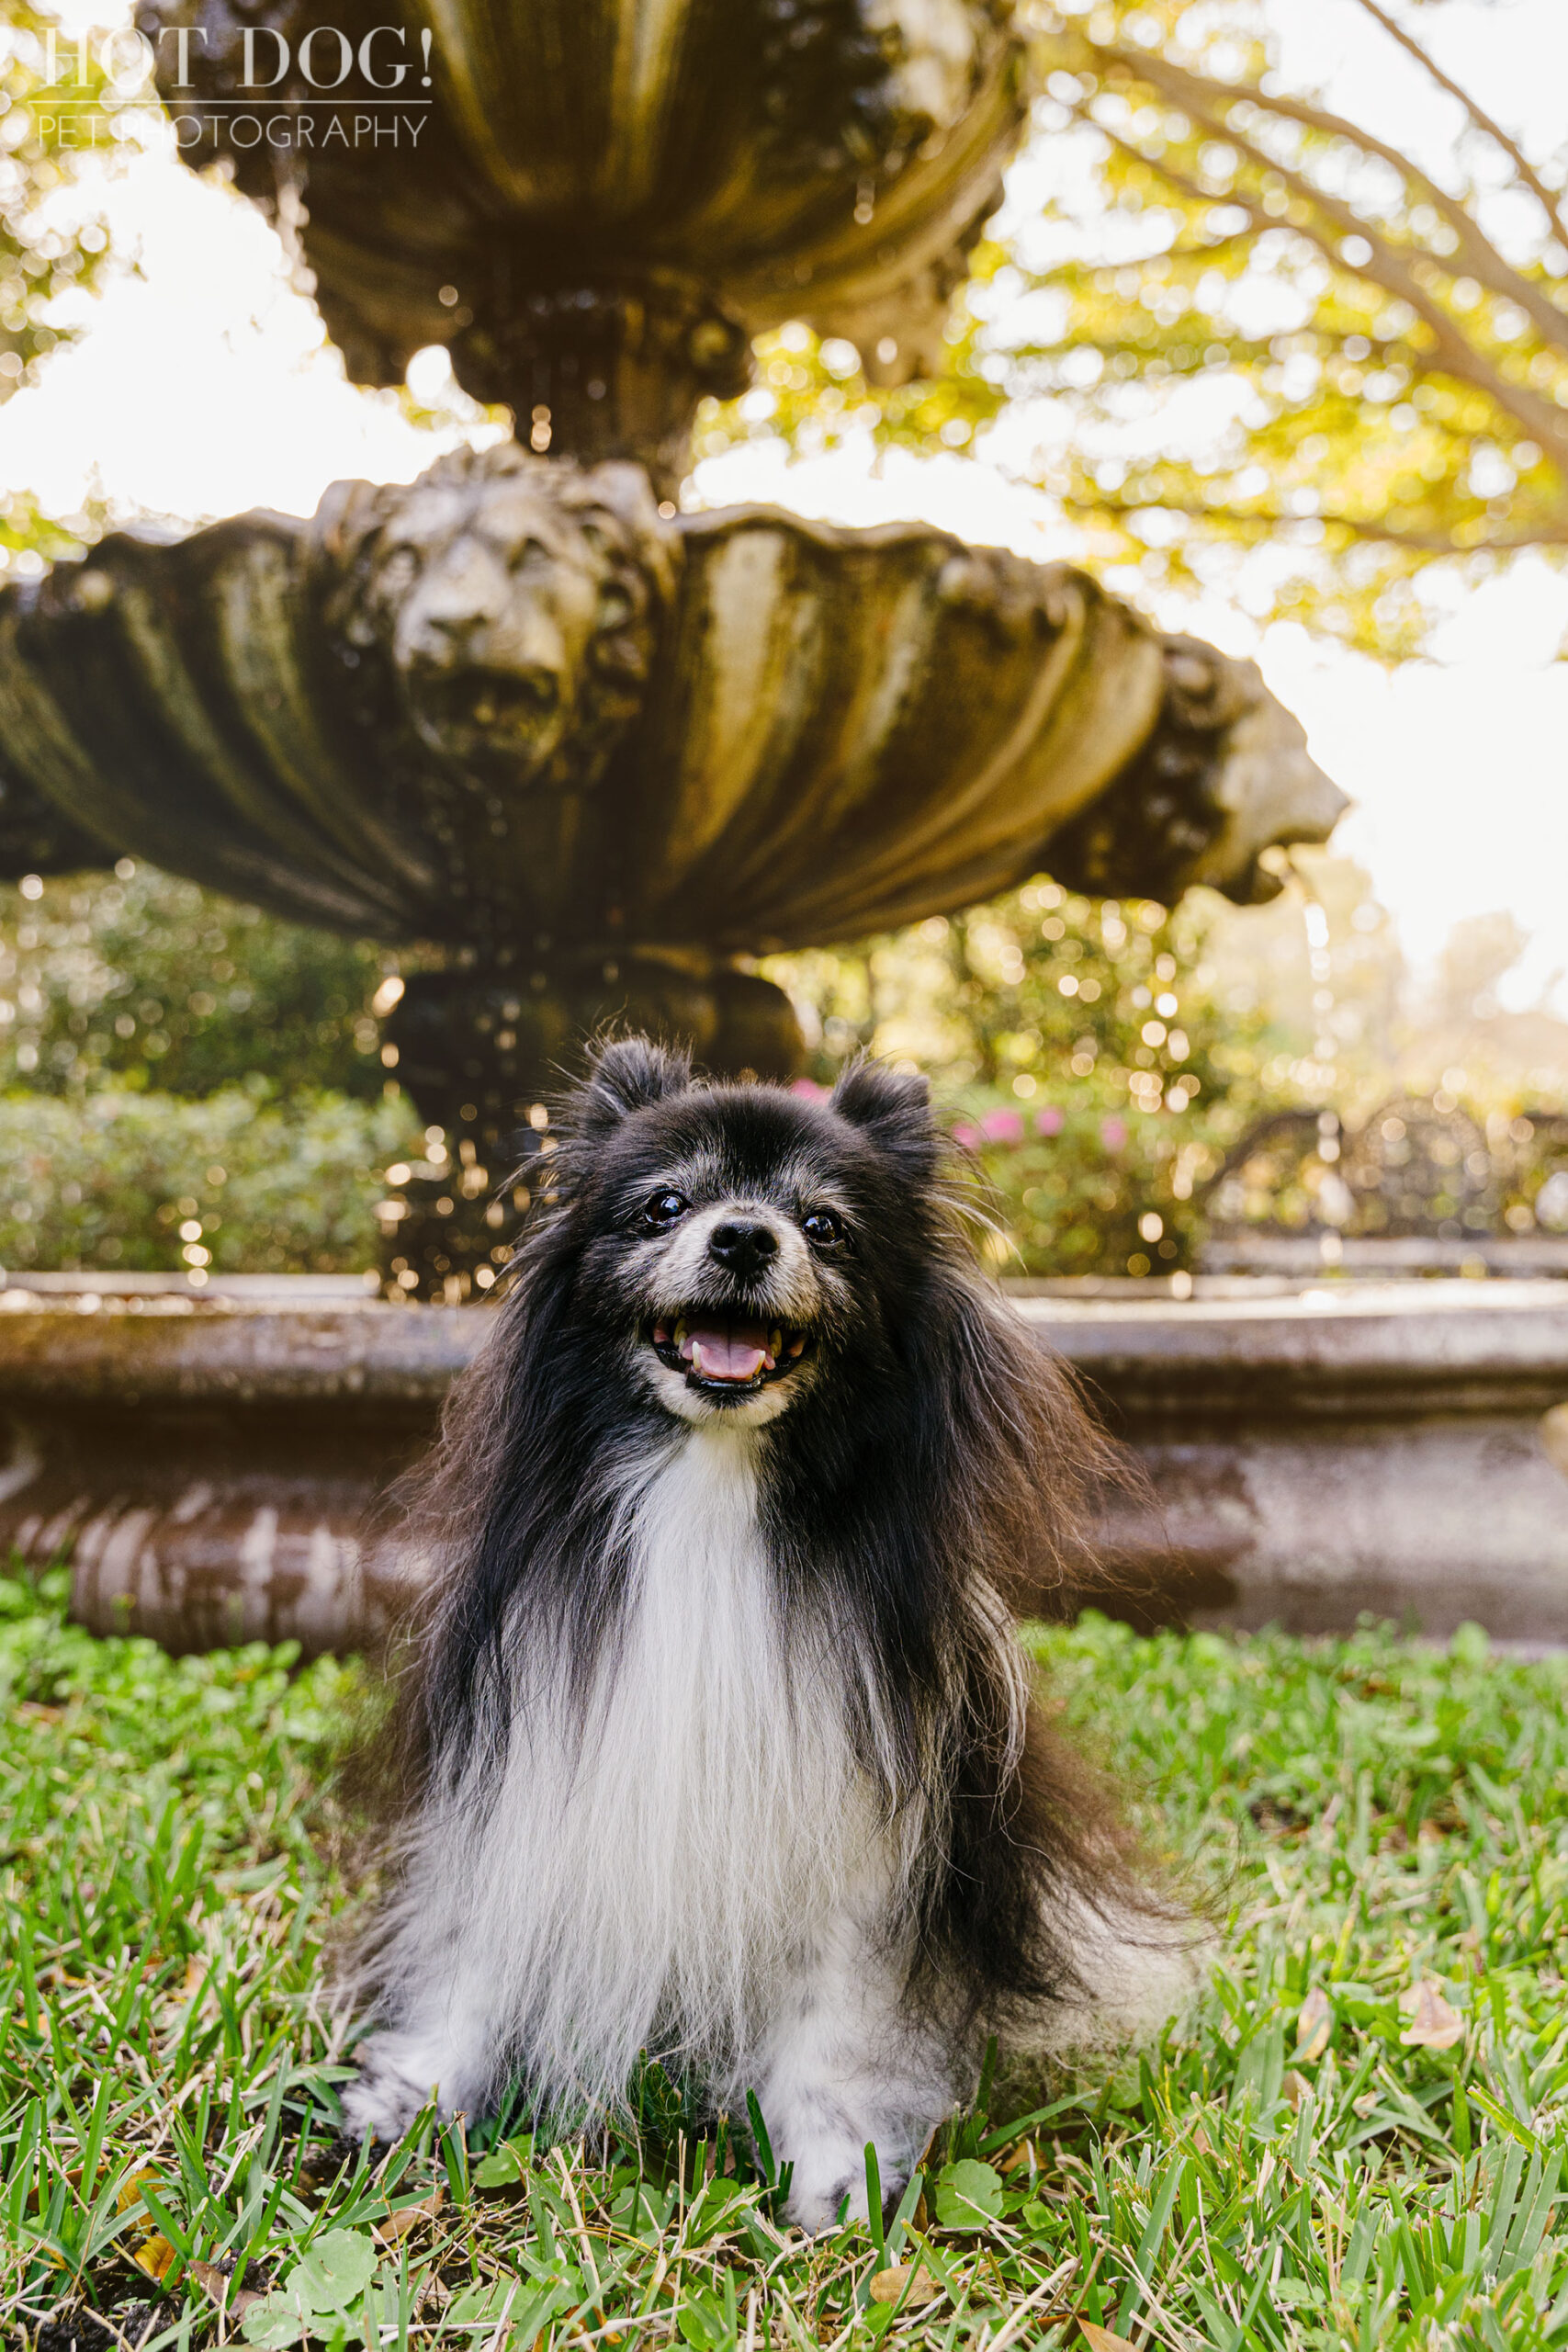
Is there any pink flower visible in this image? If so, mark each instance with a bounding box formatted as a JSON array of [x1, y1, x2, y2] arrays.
[[1034, 1106, 1064, 1137], [980, 1108, 1023, 1143], [953, 1122, 981, 1149], [1100, 1115, 1128, 1151], [790, 1078, 829, 1100]]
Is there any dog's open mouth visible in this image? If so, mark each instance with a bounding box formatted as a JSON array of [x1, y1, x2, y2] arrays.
[[649, 1314, 810, 1394]]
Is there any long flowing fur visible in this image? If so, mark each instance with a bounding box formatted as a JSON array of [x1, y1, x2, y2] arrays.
[[344, 1040, 1196, 2223]]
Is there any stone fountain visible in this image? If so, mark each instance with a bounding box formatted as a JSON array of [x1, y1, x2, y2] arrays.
[[0, 0, 1341, 1301], [3, 0, 1499, 1659]]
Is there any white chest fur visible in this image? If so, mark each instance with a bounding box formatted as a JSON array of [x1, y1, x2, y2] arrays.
[[405, 1422, 881, 2118]]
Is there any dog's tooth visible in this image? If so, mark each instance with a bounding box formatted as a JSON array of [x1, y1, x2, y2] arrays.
[[673, 1317, 688, 1349], [690, 1338, 705, 1374]]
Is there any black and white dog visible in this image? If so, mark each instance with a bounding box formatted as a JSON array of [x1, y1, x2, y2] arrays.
[[343, 1040, 1191, 2227]]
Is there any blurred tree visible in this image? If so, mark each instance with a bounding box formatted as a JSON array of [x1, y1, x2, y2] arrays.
[[0, 865, 393, 1098], [0, 2, 118, 566], [701, 0, 1568, 658], [1433, 909, 1529, 1025]]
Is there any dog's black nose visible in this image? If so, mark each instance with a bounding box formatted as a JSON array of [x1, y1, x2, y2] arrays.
[[708, 1221, 779, 1281]]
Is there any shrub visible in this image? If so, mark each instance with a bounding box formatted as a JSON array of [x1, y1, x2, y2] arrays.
[[0, 865, 391, 1100], [770, 881, 1292, 1276], [0, 1086, 420, 1275]]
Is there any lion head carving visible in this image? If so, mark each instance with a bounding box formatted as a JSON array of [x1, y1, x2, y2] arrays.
[[315, 444, 679, 787]]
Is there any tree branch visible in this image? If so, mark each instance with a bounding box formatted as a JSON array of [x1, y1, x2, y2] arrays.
[[1096, 41, 1568, 362], [1081, 98, 1568, 455], [1351, 0, 1568, 247], [1059, 485, 1568, 557]]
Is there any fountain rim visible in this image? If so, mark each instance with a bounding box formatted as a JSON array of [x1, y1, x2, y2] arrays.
[[0, 1278, 1565, 1409]]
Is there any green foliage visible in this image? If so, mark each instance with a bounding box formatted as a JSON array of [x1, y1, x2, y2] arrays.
[[240, 2228, 381, 2346], [1, 862, 1301, 1283], [0, 865, 391, 1100], [0, 1, 118, 565], [931, 2159, 1004, 2232], [695, 316, 1002, 469], [0, 1085, 419, 1273], [1017, 0, 1568, 655], [768, 876, 1292, 1275], [703, 0, 1568, 657], [0, 863, 421, 1275], [9, 1568, 1568, 2346]]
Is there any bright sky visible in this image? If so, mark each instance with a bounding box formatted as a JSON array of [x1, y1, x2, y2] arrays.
[[4, 0, 1567, 1007]]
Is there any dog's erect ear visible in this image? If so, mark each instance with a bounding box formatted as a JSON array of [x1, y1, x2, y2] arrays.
[[830, 1057, 941, 1171], [575, 1035, 693, 1133]]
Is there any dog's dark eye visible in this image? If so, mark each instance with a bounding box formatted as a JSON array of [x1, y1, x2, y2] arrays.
[[642, 1189, 689, 1229], [802, 1208, 844, 1250]]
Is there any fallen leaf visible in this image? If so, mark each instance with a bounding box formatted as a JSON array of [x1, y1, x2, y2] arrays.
[[1280, 2070, 1313, 2112], [998, 2137, 1038, 2177], [132, 2234, 178, 2283], [1353, 2090, 1382, 2119], [1190, 2122, 1214, 2155], [1079, 2324, 1139, 2352], [1400, 1978, 1464, 2051], [1295, 1986, 1332, 2063], [374, 2187, 444, 2245], [869, 2265, 942, 2307], [186, 2258, 265, 2319], [182, 1958, 209, 2001], [117, 2167, 157, 2215], [16, 1701, 64, 1724]]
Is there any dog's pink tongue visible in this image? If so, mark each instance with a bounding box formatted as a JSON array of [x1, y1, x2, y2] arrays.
[[682, 1319, 768, 1383]]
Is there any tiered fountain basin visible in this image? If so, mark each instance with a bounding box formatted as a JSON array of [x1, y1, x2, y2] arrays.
[[6, 1276, 1566, 1653]]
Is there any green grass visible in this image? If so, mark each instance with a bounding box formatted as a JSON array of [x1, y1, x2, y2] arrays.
[[6, 1567, 1568, 2352]]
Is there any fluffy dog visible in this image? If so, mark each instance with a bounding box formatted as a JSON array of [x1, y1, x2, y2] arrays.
[[343, 1039, 1191, 2227]]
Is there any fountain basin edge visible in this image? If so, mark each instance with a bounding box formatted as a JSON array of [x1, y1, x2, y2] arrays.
[[1, 1280, 1565, 1652]]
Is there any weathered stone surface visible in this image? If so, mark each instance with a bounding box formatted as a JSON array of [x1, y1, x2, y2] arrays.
[[137, 0, 1029, 483], [1033, 1285, 1568, 1639], [0, 449, 1342, 936], [0, 1299, 469, 1657], [3, 1283, 1564, 1653]]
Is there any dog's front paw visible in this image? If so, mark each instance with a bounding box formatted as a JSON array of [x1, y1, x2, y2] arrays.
[[784, 2143, 904, 2235], [340, 2039, 443, 2143]]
